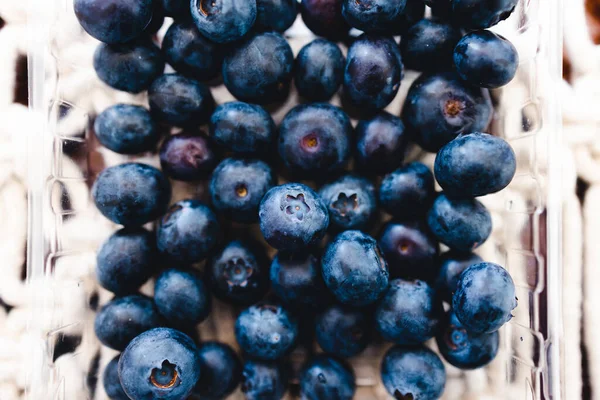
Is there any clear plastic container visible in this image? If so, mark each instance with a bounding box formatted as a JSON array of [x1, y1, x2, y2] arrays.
[[25, 0, 564, 398]]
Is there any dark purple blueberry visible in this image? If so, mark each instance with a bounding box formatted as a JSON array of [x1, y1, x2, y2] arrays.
[[401, 71, 493, 152], [93, 39, 164, 94], [315, 305, 371, 357], [435, 251, 483, 302], [300, 0, 350, 40], [95, 104, 159, 155], [342, 0, 407, 33], [299, 356, 356, 400], [319, 175, 377, 231], [451, 0, 518, 29], [190, 0, 257, 43], [145, 3, 165, 34], [241, 360, 288, 400], [355, 111, 407, 175], [103, 355, 128, 400], [400, 19, 462, 72], [379, 162, 435, 219], [159, 132, 217, 181], [255, 0, 298, 32], [193, 342, 242, 398], [294, 39, 345, 102]]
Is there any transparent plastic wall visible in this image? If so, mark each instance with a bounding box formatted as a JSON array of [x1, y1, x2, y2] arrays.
[[25, 0, 563, 398]]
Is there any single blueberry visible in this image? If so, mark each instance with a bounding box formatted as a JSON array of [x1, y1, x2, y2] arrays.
[[278, 103, 352, 177], [378, 220, 439, 280], [162, 21, 223, 82], [342, 0, 406, 33], [149, 74, 215, 126], [235, 302, 299, 360], [300, 356, 356, 400], [207, 240, 269, 305], [375, 279, 441, 344], [315, 305, 370, 358], [96, 227, 157, 295], [241, 360, 288, 400], [355, 111, 407, 175], [94, 295, 163, 351], [190, 0, 257, 43], [74, 0, 153, 44], [322, 230, 389, 306], [209, 158, 275, 223], [454, 30, 519, 88], [381, 346, 446, 400], [259, 183, 330, 251], [319, 175, 377, 231], [255, 0, 298, 32], [453, 262, 517, 333], [400, 19, 462, 72], [427, 193, 492, 252], [193, 342, 241, 399], [161, 0, 191, 18], [435, 250, 483, 303], [223, 32, 294, 104], [103, 355, 128, 400], [154, 268, 211, 328], [92, 162, 171, 227], [294, 39, 345, 102], [156, 200, 221, 264], [94, 104, 159, 155], [159, 132, 218, 181], [436, 310, 500, 369], [119, 328, 200, 400], [379, 162, 435, 219], [270, 251, 330, 310], [209, 102, 276, 156], [401, 71, 493, 152], [94, 39, 164, 94], [300, 0, 350, 40], [344, 35, 404, 110], [451, 0, 518, 29], [435, 132, 517, 197]]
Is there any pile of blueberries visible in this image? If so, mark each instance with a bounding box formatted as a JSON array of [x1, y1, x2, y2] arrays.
[[74, 0, 522, 398]]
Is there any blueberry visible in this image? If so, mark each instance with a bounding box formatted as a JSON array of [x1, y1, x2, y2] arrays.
[[96, 227, 157, 295], [322, 230, 389, 306], [259, 183, 330, 251], [94, 104, 159, 155], [103, 355, 128, 400], [400, 19, 462, 72], [270, 251, 330, 310], [436, 311, 499, 369], [223, 32, 294, 104], [191, 0, 257, 43], [157, 200, 221, 264], [435, 251, 483, 302], [210, 102, 276, 156], [278, 103, 352, 177], [241, 360, 288, 400], [207, 240, 269, 305], [378, 220, 439, 281], [235, 303, 298, 360], [381, 346, 446, 400], [401, 71, 493, 152], [454, 30, 519, 88], [435, 132, 517, 197], [427, 193, 492, 252], [154, 268, 211, 328], [342, 0, 406, 33], [344, 35, 404, 110], [451, 0, 518, 29], [193, 342, 241, 398], [294, 39, 345, 102], [94, 39, 164, 94], [300, 0, 350, 40], [453, 262, 517, 333], [119, 328, 200, 400], [94, 295, 163, 351], [390, 0, 426, 34], [160, 0, 190, 18], [73, 0, 152, 44], [149, 74, 215, 126], [159, 132, 217, 181], [162, 21, 223, 82], [146, 3, 165, 34], [379, 162, 435, 219], [210, 158, 275, 223], [299, 356, 356, 400], [355, 111, 407, 175], [92, 162, 171, 226], [375, 279, 440, 344], [255, 0, 298, 32], [319, 175, 376, 231], [315, 305, 370, 358]]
